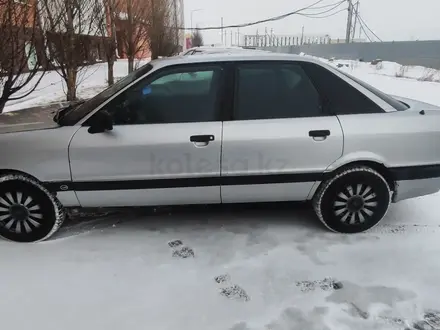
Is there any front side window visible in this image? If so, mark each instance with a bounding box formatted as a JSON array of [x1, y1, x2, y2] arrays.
[[60, 63, 154, 125], [100, 66, 223, 125], [234, 63, 322, 121]]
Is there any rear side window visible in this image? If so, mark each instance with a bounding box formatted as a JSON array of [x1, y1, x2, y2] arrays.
[[301, 62, 384, 115], [234, 63, 322, 120], [338, 70, 409, 111]]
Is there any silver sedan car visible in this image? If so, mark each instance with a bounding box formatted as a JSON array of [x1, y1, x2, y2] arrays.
[[1, 53, 440, 242]]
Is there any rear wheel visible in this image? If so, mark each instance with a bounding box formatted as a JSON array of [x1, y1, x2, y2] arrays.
[[0, 174, 65, 242], [313, 166, 391, 233]]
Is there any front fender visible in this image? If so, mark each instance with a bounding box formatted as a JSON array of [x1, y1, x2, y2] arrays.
[[0, 127, 81, 207]]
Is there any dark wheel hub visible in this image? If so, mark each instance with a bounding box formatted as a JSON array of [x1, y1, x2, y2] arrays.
[[347, 196, 364, 212], [332, 184, 379, 225], [9, 205, 29, 221], [0, 191, 43, 234], [0, 176, 66, 243]]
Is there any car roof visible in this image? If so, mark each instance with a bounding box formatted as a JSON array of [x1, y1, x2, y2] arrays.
[[151, 53, 323, 70], [184, 47, 269, 55], [186, 46, 253, 51]]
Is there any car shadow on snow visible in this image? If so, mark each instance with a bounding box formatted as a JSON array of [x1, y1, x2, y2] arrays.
[[53, 201, 324, 241]]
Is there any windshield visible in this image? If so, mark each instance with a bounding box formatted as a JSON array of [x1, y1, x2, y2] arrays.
[[338, 69, 409, 111], [61, 63, 153, 125]]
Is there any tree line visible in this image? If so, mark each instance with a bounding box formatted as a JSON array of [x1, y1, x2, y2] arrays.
[[0, 0, 183, 113]]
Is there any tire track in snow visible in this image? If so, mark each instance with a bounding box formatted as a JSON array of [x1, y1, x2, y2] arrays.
[[370, 224, 440, 235]]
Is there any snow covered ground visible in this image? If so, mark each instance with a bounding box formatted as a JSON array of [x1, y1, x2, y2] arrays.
[[2, 56, 440, 329], [1, 196, 440, 330]]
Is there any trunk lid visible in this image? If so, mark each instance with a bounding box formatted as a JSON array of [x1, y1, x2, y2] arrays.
[[390, 95, 440, 112]]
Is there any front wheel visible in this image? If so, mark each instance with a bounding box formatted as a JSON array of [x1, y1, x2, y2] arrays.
[[0, 174, 65, 242], [313, 166, 391, 233]]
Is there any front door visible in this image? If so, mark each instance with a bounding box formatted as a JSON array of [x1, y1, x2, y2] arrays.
[[69, 65, 225, 207], [221, 61, 344, 203]]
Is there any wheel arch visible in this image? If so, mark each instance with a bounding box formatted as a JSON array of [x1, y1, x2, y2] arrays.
[[0, 169, 41, 182], [313, 165, 392, 233], [326, 160, 396, 192]]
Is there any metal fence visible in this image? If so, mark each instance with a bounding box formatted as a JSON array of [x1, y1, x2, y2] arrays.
[[261, 40, 440, 69]]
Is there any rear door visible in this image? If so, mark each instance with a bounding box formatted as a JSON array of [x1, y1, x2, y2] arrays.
[[220, 61, 344, 203], [69, 64, 225, 207]]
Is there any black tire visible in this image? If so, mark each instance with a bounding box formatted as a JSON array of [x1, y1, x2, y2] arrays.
[[313, 166, 391, 233], [0, 174, 65, 242]]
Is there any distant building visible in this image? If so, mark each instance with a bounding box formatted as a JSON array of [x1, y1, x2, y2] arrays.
[[1, 0, 46, 72], [2, 0, 184, 72]]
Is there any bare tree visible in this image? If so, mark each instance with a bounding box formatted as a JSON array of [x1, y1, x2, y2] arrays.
[[117, 0, 180, 72], [39, 0, 106, 101], [191, 29, 203, 47], [146, 0, 180, 60], [98, 0, 120, 85], [0, 0, 46, 113], [119, 0, 150, 72]]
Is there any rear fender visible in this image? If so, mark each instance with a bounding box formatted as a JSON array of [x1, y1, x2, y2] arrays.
[[325, 151, 390, 173]]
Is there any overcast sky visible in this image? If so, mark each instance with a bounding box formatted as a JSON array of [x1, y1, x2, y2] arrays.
[[183, 0, 440, 45]]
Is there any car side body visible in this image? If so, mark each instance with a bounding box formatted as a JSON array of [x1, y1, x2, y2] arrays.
[[1, 53, 440, 242]]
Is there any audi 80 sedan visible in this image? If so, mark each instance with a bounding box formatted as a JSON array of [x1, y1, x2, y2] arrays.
[[1, 53, 440, 242]]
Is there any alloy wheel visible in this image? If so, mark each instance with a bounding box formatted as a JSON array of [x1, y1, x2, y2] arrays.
[[0, 191, 43, 234], [333, 184, 378, 225]]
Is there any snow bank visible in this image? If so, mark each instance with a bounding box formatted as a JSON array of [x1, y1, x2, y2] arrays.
[[306, 55, 440, 107]]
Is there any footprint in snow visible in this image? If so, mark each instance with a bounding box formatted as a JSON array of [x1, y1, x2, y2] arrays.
[[220, 285, 250, 302], [214, 274, 231, 284], [295, 277, 343, 293], [172, 246, 195, 258], [214, 273, 250, 302], [168, 239, 195, 258], [168, 239, 183, 248]]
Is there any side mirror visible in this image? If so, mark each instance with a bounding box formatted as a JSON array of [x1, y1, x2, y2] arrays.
[[87, 110, 113, 134]]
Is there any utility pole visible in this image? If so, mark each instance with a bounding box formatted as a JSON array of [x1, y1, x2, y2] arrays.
[[237, 27, 240, 46], [230, 31, 233, 46], [300, 26, 304, 45], [351, 1, 360, 42], [190, 9, 203, 31], [345, 0, 353, 43], [264, 27, 268, 47], [357, 3, 362, 39], [221, 17, 224, 45]]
